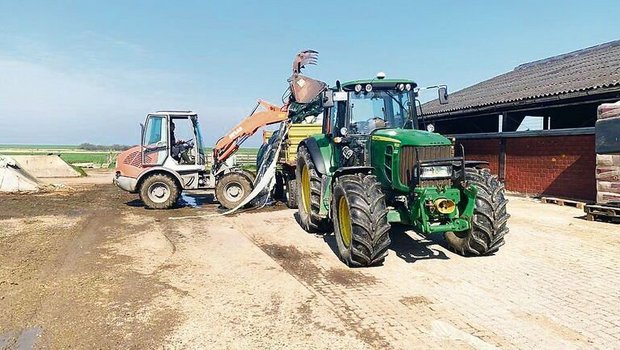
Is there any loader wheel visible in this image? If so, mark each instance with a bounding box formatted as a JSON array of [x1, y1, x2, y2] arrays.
[[332, 174, 391, 267], [296, 145, 329, 232], [216, 172, 253, 210], [445, 168, 510, 256], [139, 173, 180, 209]]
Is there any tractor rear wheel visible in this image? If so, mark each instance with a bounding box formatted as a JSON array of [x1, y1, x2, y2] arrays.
[[216, 172, 253, 210], [139, 173, 180, 209], [332, 174, 391, 267], [296, 145, 329, 232], [445, 168, 510, 255]]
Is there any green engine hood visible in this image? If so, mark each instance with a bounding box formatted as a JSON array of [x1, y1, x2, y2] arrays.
[[371, 128, 452, 146]]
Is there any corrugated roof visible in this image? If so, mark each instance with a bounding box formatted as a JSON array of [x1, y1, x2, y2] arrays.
[[422, 40, 620, 117]]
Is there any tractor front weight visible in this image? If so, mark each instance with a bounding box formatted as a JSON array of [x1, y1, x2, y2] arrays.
[[387, 183, 478, 236]]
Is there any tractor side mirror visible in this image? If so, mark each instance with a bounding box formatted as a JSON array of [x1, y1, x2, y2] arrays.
[[322, 90, 334, 108], [438, 86, 449, 105]]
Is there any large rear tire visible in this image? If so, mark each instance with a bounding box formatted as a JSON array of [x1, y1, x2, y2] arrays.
[[332, 174, 391, 267], [139, 173, 180, 209], [216, 172, 253, 210], [296, 145, 329, 232], [445, 168, 510, 255]]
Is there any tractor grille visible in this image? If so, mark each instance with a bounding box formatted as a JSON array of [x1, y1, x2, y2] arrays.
[[399, 145, 453, 188]]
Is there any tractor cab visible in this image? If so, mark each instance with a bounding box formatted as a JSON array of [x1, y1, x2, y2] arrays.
[[141, 111, 206, 169], [323, 78, 419, 137]]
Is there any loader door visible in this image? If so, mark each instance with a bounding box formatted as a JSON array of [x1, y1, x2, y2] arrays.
[[142, 114, 169, 166]]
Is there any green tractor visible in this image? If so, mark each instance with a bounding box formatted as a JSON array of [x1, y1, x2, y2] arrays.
[[296, 75, 509, 266]]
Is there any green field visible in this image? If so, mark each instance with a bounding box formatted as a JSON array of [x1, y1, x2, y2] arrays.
[[0, 145, 260, 169], [0, 145, 119, 168]]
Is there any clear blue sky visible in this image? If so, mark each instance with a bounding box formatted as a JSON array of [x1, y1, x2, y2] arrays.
[[1, 0, 619, 146]]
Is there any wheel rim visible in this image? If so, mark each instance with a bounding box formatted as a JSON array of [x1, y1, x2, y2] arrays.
[[224, 182, 245, 204], [148, 182, 171, 204], [338, 196, 352, 247], [301, 165, 311, 213]]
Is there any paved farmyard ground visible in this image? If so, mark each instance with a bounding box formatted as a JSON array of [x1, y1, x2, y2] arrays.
[[1, 181, 619, 349]]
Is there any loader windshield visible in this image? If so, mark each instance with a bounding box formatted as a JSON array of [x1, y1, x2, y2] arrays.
[[349, 90, 412, 134]]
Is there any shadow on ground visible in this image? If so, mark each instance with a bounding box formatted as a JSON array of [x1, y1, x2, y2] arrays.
[[292, 210, 451, 265], [125, 193, 216, 209]]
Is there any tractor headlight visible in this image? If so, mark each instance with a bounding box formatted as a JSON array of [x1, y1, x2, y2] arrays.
[[419, 165, 452, 179]]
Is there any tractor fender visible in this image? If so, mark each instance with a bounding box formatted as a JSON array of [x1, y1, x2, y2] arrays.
[[136, 167, 183, 191], [333, 166, 373, 178], [299, 138, 328, 175]]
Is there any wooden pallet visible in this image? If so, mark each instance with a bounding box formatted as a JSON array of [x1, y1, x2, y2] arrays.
[[584, 204, 620, 222], [540, 197, 586, 209]]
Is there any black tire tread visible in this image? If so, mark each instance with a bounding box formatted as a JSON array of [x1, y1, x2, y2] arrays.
[[296, 145, 330, 232], [285, 177, 298, 209], [333, 173, 391, 267], [445, 168, 510, 256]]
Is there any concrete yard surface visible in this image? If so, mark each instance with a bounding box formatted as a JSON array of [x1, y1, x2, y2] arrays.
[[0, 182, 619, 349]]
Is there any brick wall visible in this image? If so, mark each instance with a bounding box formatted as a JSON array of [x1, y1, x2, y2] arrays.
[[456, 139, 501, 175], [456, 134, 596, 201]]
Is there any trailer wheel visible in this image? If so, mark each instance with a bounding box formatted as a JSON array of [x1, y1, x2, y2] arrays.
[[296, 145, 329, 232], [445, 168, 510, 255], [332, 174, 391, 267], [285, 177, 298, 209], [216, 172, 253, 210], [139, 173, 180, 209]]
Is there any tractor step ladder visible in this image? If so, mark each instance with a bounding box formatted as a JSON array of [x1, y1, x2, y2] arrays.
[[540, 197, 586, 209]]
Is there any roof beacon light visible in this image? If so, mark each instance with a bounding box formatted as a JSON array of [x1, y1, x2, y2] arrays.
[[354, 84, 363, 93], [365, 84, 373, 92], [405, 83, 412, 91], [376, 72, 386, 80], [398, 83, 405, 91]]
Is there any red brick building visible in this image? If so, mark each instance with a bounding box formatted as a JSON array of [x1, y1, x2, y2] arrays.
[[422, 41, 620, 201]]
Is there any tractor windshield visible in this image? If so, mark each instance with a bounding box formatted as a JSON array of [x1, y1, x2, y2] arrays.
[[349, 90, 412, 134]]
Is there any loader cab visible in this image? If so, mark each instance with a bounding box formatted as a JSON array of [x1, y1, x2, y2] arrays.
[[322, 79, 419, 137], [141, 111, 206, 169]]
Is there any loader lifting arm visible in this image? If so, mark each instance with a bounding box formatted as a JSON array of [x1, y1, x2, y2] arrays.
[[212, 100, 288, 171]]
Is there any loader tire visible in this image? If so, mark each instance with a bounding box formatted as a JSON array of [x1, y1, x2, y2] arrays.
[[445, 168, 510, 256], [332, 174, 391, 267], [139, 173, 180, 209], [216, 172, 253, 210], [296, 145, 329, 232]]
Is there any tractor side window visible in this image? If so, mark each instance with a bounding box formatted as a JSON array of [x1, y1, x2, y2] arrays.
[[143, 116, 168, 147]]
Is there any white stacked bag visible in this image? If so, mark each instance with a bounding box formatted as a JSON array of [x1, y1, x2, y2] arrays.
[[596, 101, 620, 206]]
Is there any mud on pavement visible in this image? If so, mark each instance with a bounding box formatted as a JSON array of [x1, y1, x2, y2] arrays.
[[2, 183, 620, 349]]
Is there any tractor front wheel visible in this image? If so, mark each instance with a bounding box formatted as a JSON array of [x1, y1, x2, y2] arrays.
[[445, 168, 510, 255], [332, 174, 391, 267], [296, 145, 329, 232], [139, 173, 181, 209]]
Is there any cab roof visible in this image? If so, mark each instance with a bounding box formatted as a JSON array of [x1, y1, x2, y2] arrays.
[[151, 110, 196, 116], [341, 78, 417, 91]]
